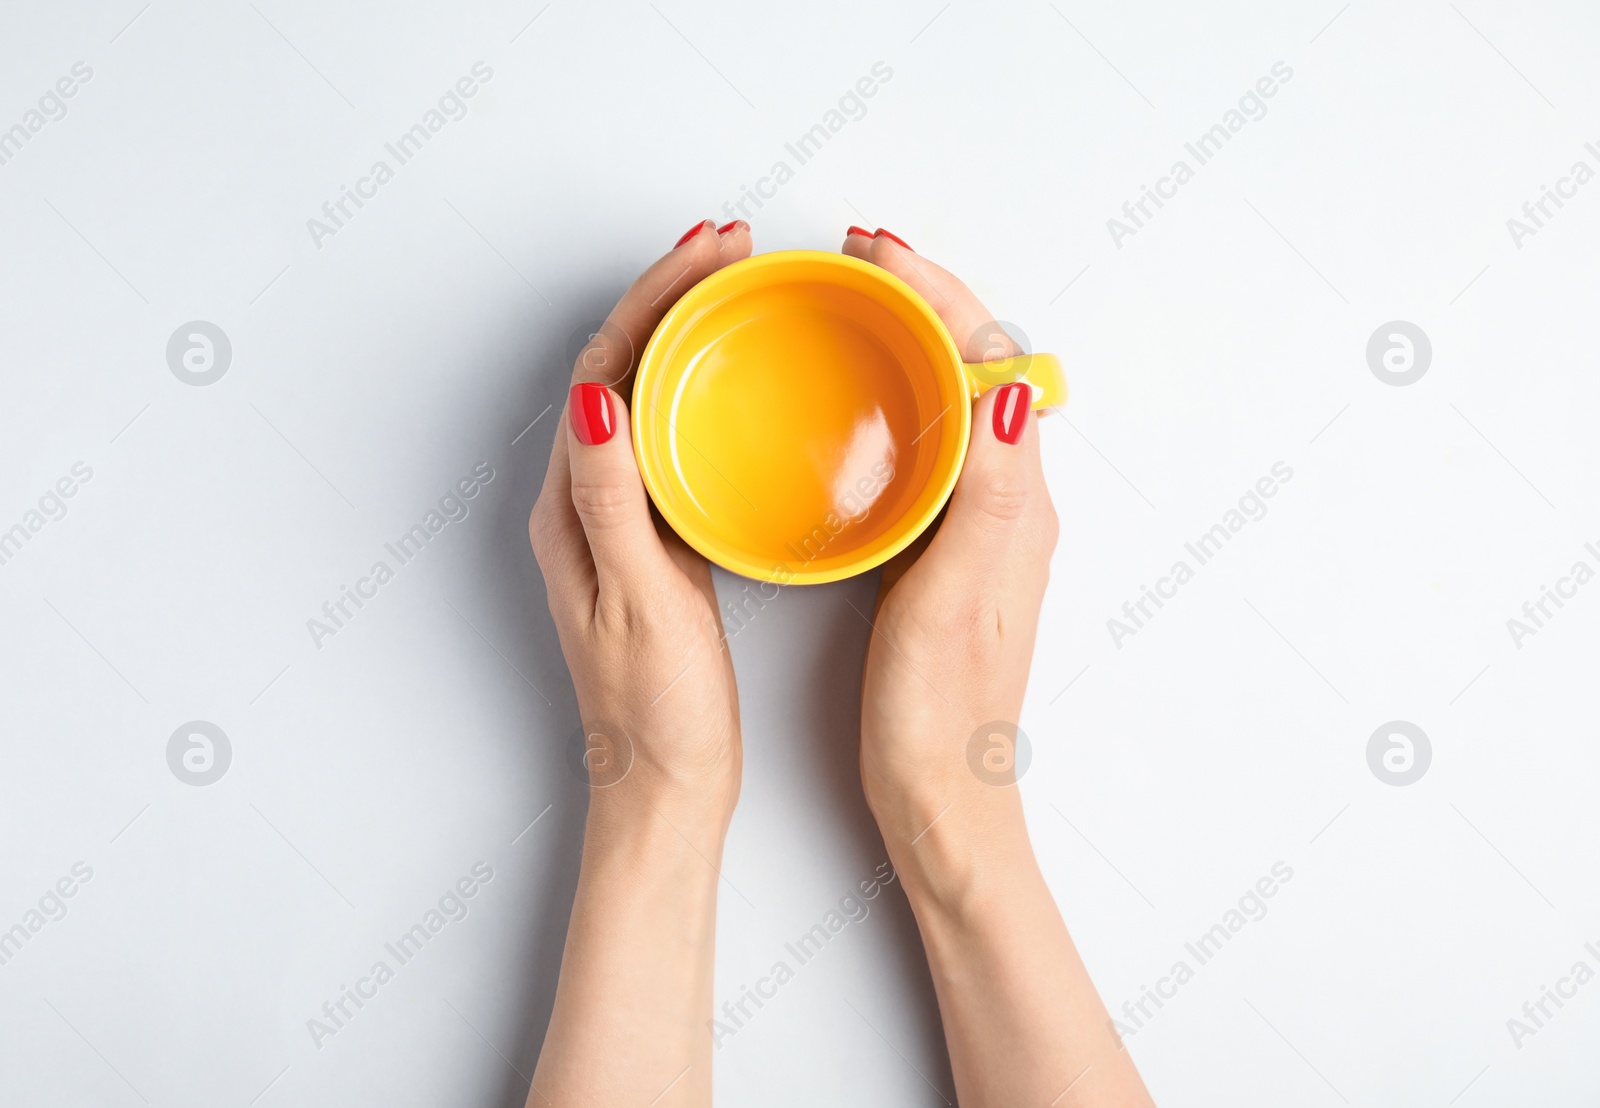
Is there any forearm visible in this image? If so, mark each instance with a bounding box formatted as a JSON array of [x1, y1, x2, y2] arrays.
[[879, 790, 1153, 1108], [531, 785, 731, 1107]]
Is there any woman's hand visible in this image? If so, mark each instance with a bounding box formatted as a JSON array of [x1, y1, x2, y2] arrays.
[[529, 220, 752, 820], [842, 228, 1152, 1108], [528, 220, 751, 1108], [842, 227, 1058, 869]]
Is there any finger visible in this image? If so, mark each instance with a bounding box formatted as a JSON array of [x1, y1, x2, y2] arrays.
[[859, 229, 1023, 363], [538, 222, 752, 592], [849, 229, 1044, 603], [715, 219, 752, 266], [532, 404, 596, 617], [529, 472, 596, 624], [841, 225, 875, 262], [565, 382, 676, 597], [917, 381, 1054, 593], [571, 220, 742, 392]]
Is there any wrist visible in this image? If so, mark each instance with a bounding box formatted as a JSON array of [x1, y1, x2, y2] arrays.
[[586, 761, 738, 846], [868, 782, 1038, 922]]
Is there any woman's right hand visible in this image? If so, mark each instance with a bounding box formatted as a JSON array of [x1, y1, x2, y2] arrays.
[[841, 227, 1059, 882], [842, 228, 1151, 1108]]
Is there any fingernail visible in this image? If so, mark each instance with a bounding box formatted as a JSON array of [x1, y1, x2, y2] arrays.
[[993, 382, 1030, 445], [569, 383, 615, 446], [874, 228, 913, 251], [846, 225, 874, 239], [717, 220, 746, 235], [675, 220, 712, 248]]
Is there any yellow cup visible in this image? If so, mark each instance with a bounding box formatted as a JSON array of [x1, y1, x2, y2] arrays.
[[632, 250, 1066, 585]]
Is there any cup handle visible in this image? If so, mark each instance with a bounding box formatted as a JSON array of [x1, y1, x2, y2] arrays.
[[962, 353, 1067, 410]]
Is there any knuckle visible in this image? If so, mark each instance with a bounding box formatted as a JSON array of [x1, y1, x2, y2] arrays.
[[968, 469, 1030, 525], [596, 576, 676, 638], [573, 327, 634, 390], [527, 502, 551, 559], [591, 586, 633, 632], [568, 478, 636, 529]]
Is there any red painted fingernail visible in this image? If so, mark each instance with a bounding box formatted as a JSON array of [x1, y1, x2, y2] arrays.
[[993, 382, 1030, 445], [569, 383, 615, 446], [675, 220, 711, 248], [717, 220, 745, 234], [846, 225, 873, 239], [874, 228, 913, 251]]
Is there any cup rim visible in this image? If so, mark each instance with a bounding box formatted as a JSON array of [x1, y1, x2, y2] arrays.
[[631, 249, 971, 585]]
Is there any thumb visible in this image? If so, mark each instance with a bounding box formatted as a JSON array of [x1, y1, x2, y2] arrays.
[[565, 382, 673, 594], [921, 382, 1054, 585]]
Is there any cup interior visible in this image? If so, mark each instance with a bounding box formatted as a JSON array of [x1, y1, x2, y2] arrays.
[[633, 252, 968, 583]]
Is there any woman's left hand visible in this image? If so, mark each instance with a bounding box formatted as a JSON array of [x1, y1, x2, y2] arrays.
[[528, 220, 753, 1108], [529, 220, 753, 819]]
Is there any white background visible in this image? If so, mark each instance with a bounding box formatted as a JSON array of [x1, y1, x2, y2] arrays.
[[2, 1, 1597, 1104]]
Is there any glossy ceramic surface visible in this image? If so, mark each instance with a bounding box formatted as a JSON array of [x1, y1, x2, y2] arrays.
[[632, 251, 1062, 584]]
